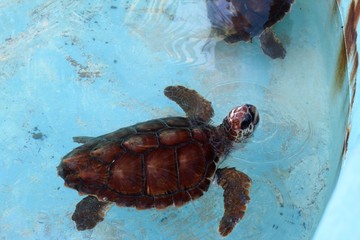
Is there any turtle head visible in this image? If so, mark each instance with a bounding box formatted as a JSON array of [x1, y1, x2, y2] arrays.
[[222, 104, 259, 142]]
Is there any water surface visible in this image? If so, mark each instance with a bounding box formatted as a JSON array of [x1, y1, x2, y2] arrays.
[[0, 1, 349, 239]]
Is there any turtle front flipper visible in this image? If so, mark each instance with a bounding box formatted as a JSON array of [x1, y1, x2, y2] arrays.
[[164, 85, 214, 123], [216, 167, 251, 237], [259, 28, 286, 59], [72, 196, 112, 230]]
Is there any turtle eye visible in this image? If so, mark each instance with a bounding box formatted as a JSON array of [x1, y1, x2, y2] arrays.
[[241, 117, 251, 130]]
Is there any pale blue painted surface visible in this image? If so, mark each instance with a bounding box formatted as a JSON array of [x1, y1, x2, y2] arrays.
[[314, 1, 360, 239], [0, 0, 356, 239], [314, 102, 360, 239]]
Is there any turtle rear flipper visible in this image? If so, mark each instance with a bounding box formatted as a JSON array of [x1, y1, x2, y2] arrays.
[[216, 167, 251, 236], [72, 196, 112, 230], [202, 28, 223, 53], [259, 28, 286, 59], [164, 85, 214, 123], [224, 34, 244, 44]]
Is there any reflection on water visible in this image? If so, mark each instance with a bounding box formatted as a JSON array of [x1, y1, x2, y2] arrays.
[[0, 0, 349, 239], [124, 0, 211, 67]]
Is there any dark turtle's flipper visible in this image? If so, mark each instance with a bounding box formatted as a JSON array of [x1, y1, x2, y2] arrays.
[[164, 86, 214, 123], [259, 28, 286, 59], [216, 167, 251, 237], [223, 26, 251, 44], [72, 196, 112, 230], [72, 136, 95, 144], [202, 28, 222, 53], [224, 34, 242, 44]]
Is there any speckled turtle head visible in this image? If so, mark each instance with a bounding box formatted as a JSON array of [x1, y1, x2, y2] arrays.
[[223, 104, 260, 142]]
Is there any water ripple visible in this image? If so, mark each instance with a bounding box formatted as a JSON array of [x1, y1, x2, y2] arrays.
[[206, 81, 313, 164], [124, 0, 211, 67]]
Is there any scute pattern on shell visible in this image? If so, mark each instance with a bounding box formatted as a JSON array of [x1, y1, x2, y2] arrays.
[[58, 117, 220, 209]]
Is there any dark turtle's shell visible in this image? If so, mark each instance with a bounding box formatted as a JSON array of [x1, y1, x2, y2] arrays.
[[58, 117, 219, 209], [207, 0, 294, 41]]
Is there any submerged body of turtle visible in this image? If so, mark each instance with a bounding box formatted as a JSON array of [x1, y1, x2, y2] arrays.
[[206, 0, 295, 59]]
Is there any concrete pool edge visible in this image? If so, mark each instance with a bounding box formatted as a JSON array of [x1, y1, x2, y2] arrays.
[[314, 0, 360, 239]]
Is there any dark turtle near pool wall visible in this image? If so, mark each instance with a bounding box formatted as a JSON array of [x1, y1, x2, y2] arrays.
[[206, 0, 295, 59], [57, 85, 259, 237]]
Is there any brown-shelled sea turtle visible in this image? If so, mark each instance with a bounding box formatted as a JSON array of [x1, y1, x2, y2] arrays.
[[57, 85, 259, 237], [206, 0, 295, 59]]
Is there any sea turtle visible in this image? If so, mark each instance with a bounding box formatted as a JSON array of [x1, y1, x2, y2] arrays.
[[57, 85, 259, 237], [206, 0, 295, 59]]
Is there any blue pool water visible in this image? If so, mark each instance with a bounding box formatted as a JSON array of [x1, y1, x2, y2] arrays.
[[0, 1, 358, 239]]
